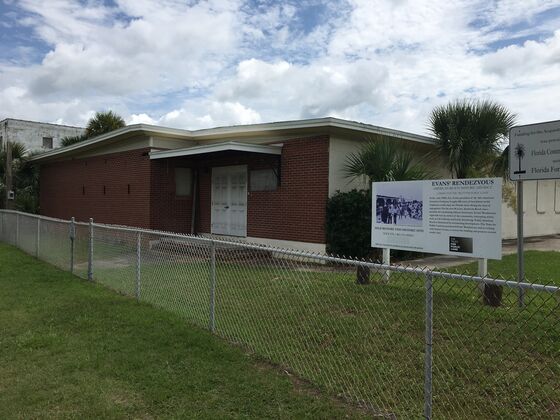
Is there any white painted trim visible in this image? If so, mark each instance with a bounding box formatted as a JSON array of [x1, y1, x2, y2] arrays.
[[150, 141, 282, 160], [30, 117, 435, 162]]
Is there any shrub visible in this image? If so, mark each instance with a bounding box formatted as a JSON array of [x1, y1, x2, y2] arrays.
[[326, 189, 372, 259]]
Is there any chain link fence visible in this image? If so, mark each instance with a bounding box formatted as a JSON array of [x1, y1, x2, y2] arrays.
[[0, 210, 558, 418]]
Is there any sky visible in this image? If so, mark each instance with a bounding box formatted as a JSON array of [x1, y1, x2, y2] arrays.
[[1, 0, 559, 136]]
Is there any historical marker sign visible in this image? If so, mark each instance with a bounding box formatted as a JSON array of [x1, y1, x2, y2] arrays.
[[371, 178, 502, 260], [509, 119, 560, 181]]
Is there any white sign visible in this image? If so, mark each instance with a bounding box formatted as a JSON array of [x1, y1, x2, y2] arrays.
[[509, 119, 560, 181], [371, 178, 502, 260]]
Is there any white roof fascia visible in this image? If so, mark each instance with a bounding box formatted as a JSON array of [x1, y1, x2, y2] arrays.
[[149, 141, 283, 160], [30, 117, 434, 162], [188, 117, 434, 144]]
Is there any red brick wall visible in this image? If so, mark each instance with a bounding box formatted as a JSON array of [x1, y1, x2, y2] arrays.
[[40, 135, 330, 244], [247, 135, 329, 243], [150, 158, 194, 233], [39, 148, 152, 227], [150, 135, 330, 244]]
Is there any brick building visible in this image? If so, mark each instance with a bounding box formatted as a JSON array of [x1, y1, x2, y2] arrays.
[[31, 118, 436, 253]]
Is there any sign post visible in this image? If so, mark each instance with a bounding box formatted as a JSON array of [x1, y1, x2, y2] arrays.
[[509, 119, 560, 304], [516, 180, 524, 306]]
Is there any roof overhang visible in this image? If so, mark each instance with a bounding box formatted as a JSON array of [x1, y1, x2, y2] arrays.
[[29, 117, 435, 163], [150, 141, 282, 160]]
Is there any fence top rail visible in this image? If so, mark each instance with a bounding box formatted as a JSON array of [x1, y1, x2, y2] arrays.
[[3, 210, 559, 294], [0, 209, 71, 225]]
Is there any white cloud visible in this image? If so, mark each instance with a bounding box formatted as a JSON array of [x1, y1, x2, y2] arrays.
[[128, 113, 156, 125], [1, 0, 559, 133], [216, 58, 387, 119], [136, 100, 262, 129], [482, 30, 560, 77]]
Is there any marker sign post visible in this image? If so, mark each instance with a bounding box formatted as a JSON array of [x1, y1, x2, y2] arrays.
[[509, 119, 560, 304]]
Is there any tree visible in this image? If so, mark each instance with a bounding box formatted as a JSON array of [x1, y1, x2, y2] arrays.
[[429, 99, 516, 178], [329, 136, 433, 284], [60, 111, 126, 148], [1, 141, 39, 212], [344, 136, 435, 183], [60, 134, 88, 147], [430, 98, 517, 306], [86, 111, 126, 138]]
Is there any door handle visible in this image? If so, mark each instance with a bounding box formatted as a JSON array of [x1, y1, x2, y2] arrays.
[[224, 206, 229, 209]]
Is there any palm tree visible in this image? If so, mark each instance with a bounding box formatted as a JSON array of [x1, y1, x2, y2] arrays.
[[343, 136, 433, 284], [344, 136, 434, 183], [85, 111, 126, 138], [60, 134, 88, 147], [59, 111, 126, 148], [1, 141, 30, 209], [429, 99, 516, 178], [430, 98, 516, 306]]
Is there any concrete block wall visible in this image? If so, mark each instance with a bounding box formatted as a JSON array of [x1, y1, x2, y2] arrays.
[[1, 118, 85, 152]]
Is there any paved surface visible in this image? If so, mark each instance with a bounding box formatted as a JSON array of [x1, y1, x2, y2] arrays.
[[404, 234, 560, 269]]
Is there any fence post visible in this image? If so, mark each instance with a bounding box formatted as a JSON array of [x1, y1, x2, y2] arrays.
[[382, 248, 391, 282], [209, 240, 216, 333], [16, 212, 19, 248], [87, 218, 93, 281], [36, 217, 40, 258], [136, 230, 141, 300], [424, 271, 433, 420], [69, 217, 76, 274]]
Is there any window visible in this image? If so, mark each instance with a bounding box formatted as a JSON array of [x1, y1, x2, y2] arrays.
[[175, 168, 192, 196], [250, 169, 278, 191], [42, 137, 53, 149]]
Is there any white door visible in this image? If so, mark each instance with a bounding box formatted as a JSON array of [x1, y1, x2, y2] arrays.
[[211, 165, 247, 236]]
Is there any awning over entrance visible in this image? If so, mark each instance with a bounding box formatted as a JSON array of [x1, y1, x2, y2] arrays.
[[149, 141, 282, 160]]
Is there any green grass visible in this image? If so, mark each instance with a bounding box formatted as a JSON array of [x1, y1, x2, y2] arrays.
[[451, 250, 560, 283], [0, 244, 369, 419], [3, 235, 560, 418], [86, 244, 560, 418]]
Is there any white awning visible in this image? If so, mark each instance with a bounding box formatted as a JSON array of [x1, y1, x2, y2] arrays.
[[149, 141, 282, 160]]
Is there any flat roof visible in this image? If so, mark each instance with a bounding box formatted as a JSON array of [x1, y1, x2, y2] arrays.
[[1, 117, 84, 130], [150, 141, 282, 160], [30, 117, 435, 163]]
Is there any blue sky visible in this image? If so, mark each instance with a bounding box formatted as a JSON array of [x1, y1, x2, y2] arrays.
[[1, 0, 559, 135]]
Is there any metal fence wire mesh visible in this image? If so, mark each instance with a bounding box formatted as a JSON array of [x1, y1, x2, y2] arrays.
[[1, 210, 558, 418]]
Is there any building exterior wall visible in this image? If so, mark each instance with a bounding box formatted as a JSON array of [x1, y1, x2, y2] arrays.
[[39, 148, 152, 227], [502, 180, 560, 239], [327, 135, 445, 197], [150, 135, 330, 244], [1, 118, 84, 152]]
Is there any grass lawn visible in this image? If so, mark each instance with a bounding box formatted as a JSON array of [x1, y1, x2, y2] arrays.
[[451, 250, 560, 283], [83, 239, 560, 419], [0, 244, 369, 419]]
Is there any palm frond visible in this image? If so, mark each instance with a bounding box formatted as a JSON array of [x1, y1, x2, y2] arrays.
[[429, 98, 517, 178], [344, 136, 433, 184]]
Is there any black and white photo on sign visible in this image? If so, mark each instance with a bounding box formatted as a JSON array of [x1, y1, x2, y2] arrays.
[[375, 182, 423, 227]]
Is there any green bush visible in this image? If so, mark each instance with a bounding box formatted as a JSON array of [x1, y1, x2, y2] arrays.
[[326, 189, 425, 262], [326, 189, 372, 259]]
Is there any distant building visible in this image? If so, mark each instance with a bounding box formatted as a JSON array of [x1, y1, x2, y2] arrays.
[[0, 118, 85, 152]]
